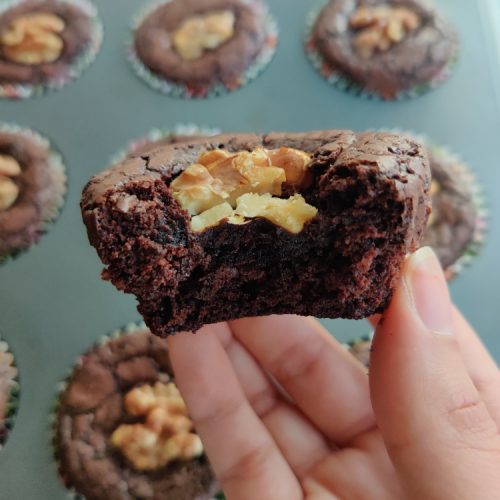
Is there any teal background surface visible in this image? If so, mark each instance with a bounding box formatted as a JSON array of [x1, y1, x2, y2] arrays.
[[0, 0, 499, 497]]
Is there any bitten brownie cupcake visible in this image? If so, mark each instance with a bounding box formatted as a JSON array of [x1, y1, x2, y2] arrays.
[[424, 146, 486, 280], [0, 338, 19, 450], [54, 325, 218, 500], [130, 0, 277, 98], [81, 130, 431, 336], [111, 125, 221, 164], [0, 124, 66, 263], [0, 0, 103, 98], [306, 0, 458, 100]]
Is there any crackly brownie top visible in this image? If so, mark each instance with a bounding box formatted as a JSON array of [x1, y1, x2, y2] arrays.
[[134, 0, 266, 87], [424, 151, 478, 270], [313, 0, 457, 96], [83, 130, 428, 204], [0, 130, 65, 258], [0, 0, 93, 85], [55, 330, 217, 500], [129, 134, 211, 158]]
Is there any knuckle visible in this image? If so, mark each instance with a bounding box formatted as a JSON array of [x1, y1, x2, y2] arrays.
[[247, 385, 279, 418], [444, 393, 498, 441], [268, 337, 324, 385], [218, 441, 275, 484]]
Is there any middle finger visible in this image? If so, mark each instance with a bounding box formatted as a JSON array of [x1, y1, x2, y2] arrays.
[[230, 315, 375, 446]]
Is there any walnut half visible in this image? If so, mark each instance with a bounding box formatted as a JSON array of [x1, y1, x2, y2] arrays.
[[1, 13, 66, 65], [0, 154, 22, 211], [172, 10, 235, 61], [349, 6, 421, 59], [110, 381, 203, 471]]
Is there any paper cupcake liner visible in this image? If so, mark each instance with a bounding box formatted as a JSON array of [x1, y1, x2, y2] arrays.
[[343, 332, 374, 370], [51, 322, 223, 500], [383, 129, 488, 281], [0, 122, 67, 266], [128, 0, 278, 99], [0, 0, 103, 99], [304, 0, 459, 101], [0, 337, 20, 451], [428, 146, 487, 281], [110, 124, 222, 165]]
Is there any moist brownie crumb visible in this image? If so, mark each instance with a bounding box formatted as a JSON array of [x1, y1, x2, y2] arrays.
[[81, 130, 431, 337], [55, 328, 218, 500]]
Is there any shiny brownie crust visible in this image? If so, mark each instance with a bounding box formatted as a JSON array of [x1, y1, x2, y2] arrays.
[[81, 131, 431, 336]]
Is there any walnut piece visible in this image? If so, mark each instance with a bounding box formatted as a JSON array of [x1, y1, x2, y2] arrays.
[[111, 381, 203, 471], [1, 13, 65, 65], [349, 6, 421, 59], [171, 147, 317, 232], [172, 10, 235, 61], [235, 193, 318, 234], [0, 154, 22, 211]]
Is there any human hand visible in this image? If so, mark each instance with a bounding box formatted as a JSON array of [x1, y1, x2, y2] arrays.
[[167, 247, 500, 500]]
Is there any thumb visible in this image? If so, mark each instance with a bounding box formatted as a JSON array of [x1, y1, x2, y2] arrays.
[[370, 247, 500, 500]]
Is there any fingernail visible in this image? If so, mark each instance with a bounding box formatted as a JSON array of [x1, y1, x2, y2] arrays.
[[404, 247, 453, 335]]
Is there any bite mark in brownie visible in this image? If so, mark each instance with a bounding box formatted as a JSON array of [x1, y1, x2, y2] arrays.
[[81, 131, 431, 337]]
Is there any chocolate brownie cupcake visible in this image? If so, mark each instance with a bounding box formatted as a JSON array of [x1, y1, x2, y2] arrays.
[[0, 0, 103, 98], [0, 124, 66, 263], [0, 338, 20, 450], [81, 130, 431, 337], [347, 335, 372, 369], [54, 325, 218, 500], [130, 0, 277, 98], [111, 125, 221, 165], [424, 146, 486, 280], [306, 0, 458, 100]]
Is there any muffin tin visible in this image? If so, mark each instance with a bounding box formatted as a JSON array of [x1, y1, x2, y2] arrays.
[[0, 0, 499, 497]]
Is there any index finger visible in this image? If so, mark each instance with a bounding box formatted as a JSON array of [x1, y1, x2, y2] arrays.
[[167, 324, 301, 500]]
